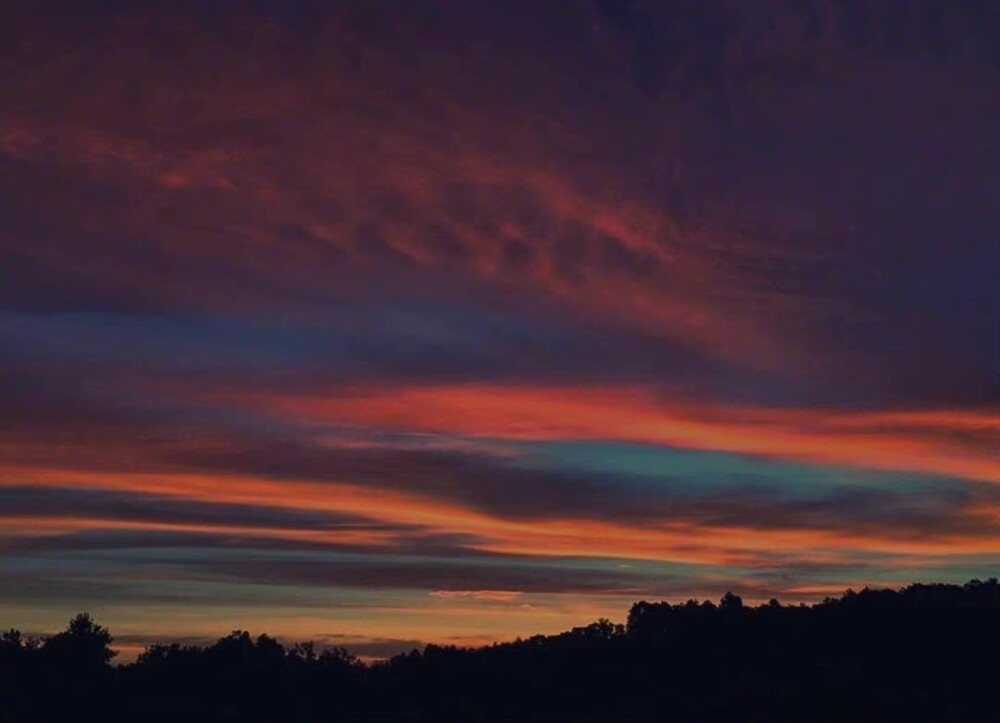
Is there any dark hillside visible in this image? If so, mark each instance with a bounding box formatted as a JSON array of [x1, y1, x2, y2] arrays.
[[1, 579, 996, 722]]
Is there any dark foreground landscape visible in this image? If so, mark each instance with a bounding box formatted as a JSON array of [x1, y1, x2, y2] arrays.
[[1, 580, 997, 723]]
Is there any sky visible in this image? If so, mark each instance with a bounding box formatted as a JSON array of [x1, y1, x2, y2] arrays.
[[1, 0, 998, 660]]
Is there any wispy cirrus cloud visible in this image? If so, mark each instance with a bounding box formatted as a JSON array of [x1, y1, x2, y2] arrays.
[[209, 383, 1000, 483]]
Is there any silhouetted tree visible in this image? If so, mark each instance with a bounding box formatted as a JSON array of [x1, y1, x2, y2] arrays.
[[43, 613, 116, 668], [1, 580, 997, 722], [19, 613, 118, 721], [720, 591, 744, 610]]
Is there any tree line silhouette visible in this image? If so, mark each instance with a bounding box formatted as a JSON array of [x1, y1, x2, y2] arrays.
[[1, 579, 996, 722]]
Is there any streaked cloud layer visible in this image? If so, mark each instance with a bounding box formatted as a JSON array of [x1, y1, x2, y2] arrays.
[[1, 1, 998, 655]]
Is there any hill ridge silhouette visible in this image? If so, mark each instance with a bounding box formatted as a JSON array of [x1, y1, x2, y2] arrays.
[[2, 579, 997, 722]]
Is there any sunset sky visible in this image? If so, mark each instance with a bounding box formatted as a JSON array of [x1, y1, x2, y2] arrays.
[[2, 0, 998, 660]]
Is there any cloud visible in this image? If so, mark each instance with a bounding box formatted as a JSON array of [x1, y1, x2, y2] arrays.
[[0, 486, 419, 534], [4, 0, 995, 402], [429, 590, 523, 602], [211, 383, 1000, 483]]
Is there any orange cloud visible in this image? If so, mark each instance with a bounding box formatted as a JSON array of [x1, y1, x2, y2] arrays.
[[220, 384, 1000, 483], [430, 590, 523, 602], [4, 466, 998, 568]]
